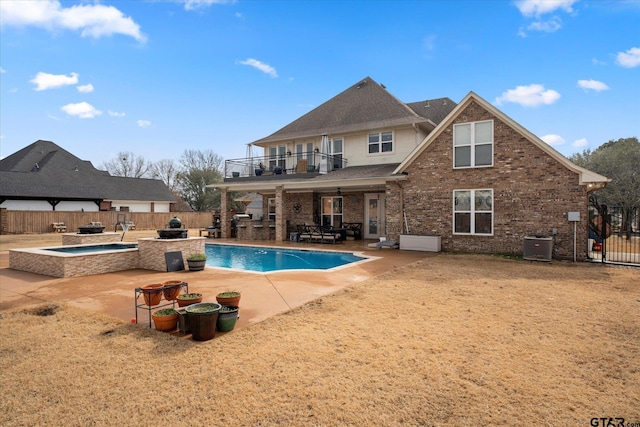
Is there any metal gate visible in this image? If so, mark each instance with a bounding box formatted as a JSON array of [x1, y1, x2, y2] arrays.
[[589, 196, 640, 266]]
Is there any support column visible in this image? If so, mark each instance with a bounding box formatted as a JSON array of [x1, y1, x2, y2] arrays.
[[220, 188, 232, 238], [275, 185, 286, 241]]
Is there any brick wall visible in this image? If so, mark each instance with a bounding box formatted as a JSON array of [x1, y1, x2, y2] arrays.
[[395, 100, 589, 260]]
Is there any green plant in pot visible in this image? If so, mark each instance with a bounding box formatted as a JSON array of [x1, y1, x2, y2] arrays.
[[177, 292, 203, 307], [187, 253, 207, 271], [151, 308, 178, 332], [216, 305, 239, 332], [185, 302, 222, 341], [216, 291, 241, 307]]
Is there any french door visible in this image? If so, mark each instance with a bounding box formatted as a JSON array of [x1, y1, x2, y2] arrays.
[[364, 193, 385, 239]]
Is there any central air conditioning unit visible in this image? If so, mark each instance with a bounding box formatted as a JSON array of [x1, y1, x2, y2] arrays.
[[523, 235, 553, 262]]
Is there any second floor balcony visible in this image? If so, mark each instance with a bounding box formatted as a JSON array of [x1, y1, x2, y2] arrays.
[[224, 150, 348, 179]]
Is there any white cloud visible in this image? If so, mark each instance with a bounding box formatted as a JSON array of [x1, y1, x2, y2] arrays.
[[61, 101, 102, 119], [525, 16, 562, 33], [137, 120, 151, 128], [0, 0, 146, 42], [592, 57, 606, 66], [577, 79, 609, 92], [540, 134, 565, 146], [0, 67, 6, 73], [30, 72, 78, 91], [495, 84, 561, 107], [108, 110, 126, 117], [183, 0, 233, 11], [572, 138, 588, 148], [616, 47, 640, 68], [77, 83, 94, 93], [239, 58, 278, 78], [515, 0, 577, 17]]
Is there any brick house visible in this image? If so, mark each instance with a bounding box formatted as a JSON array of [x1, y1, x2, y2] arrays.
[[212, 77, 608, 260]]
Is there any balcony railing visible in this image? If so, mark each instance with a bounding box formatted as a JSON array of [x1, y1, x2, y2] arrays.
[[224, 151, 347, 178]]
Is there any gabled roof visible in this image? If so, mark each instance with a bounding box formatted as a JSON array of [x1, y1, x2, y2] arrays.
[[0, 140, 176, 202], [251, 77, 455, 145], [395, 92, 610, 190]]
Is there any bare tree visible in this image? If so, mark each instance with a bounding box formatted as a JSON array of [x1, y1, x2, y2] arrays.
[[100, 151, 150, 178], [149, 159, 180, 192]]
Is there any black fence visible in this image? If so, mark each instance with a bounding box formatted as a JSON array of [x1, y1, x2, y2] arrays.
[[589, 198, 640, 266]]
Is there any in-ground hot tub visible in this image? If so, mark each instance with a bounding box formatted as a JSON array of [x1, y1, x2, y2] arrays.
[[9, 243, 139, 278], [9, 237, 206, 278]]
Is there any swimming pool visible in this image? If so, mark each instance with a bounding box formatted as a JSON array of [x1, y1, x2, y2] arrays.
[[204, 243, 368, 272]]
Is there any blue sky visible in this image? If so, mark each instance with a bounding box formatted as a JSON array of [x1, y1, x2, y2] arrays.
[[1, 0, 638, 167]]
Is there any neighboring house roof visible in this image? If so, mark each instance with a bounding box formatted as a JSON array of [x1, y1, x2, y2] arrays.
[[251, 76, 456, 145], [395, 92, 610, 190], [0, 140, 176, 202]]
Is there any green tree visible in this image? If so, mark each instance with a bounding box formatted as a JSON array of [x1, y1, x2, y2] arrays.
[[177, 149, 224, 212], [569, 137, 640, 237]]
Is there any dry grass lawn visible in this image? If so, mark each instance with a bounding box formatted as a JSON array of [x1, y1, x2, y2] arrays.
[[0, 235, 639, 425]]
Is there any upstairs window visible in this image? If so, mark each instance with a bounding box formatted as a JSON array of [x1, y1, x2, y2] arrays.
[[453, 189, 493, 235], [453, 120, 493, 168], [331, 137, 343, 169], [368, 131, 393, 154]]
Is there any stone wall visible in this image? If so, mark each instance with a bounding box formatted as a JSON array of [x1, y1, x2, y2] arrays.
[[137, 237, 205, 272], [62, 232, 122, 245]]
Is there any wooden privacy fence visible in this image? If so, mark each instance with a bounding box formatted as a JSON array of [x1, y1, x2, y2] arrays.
[[0, 209, 216, 235]]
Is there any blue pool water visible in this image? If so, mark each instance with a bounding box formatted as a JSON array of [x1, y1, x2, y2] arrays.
[[47, 243, 138, 254], [204, 244, 366, 272]]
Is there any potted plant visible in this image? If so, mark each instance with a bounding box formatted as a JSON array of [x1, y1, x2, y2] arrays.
[[216, 291, 241, 307], [140, 284, 164, 306], [185, 302, 222, 341], [177, 293, 203, 307], [161, 280, 184, 301], [216, 305, 239, 332], [187, 253, 207, 271], [151, 308, 178, 332]]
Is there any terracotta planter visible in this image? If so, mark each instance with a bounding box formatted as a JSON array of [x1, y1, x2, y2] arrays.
[[177, 293, 203, 307], [161, 280, 184, 301], [141, 284, 163, 307], [152, 309, 178, 332], [216, 292, 241, 307]]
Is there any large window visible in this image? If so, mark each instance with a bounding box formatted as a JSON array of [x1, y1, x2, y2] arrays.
[[321, 197, 343, 228], [331, 137, 343, 169], [268, 198, 276, 221], [453, 120, 493, 168], [368, 131, 393, 154], [268, 145, 286, 170], [453, 189, 493, 235]]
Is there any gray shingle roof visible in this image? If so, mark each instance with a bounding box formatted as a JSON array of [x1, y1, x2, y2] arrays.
[[0, 140, 176, 202], [252, 77, 456, 145]]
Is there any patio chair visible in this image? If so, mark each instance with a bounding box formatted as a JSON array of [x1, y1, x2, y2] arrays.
[[296, 159, 308, 173]]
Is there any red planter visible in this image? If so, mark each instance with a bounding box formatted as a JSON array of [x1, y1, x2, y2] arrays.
[[161, 280, 184, 301], [141, 284, 163, 306]]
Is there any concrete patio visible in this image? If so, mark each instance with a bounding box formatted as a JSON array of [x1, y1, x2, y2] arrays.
[[0, 239, 434, 331]]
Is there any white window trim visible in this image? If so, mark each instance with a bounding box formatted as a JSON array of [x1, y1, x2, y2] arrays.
[[453, 120, 494, 169], [452, 189, 494, 236], [321, 196, 343, 227], [267, 198, 276, 221], [367, 131, 394, 155]]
